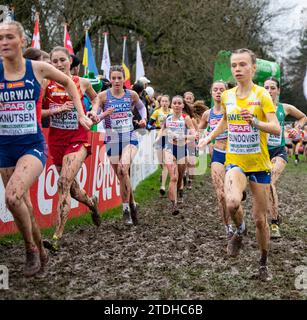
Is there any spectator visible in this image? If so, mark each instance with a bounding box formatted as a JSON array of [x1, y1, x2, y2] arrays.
[[138, 76, 151, 89], [23, 47, 42, 61], [132, 81, 147, 130], [70, 54, 81, 76]]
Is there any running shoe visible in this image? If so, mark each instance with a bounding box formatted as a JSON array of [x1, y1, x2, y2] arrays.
[[24, 248, 41, 277], [295, 159, 298, 166], [258, 265, 273, 281], [130, 203, 139, 225], [43, 235, 60, 253], [276, 215, 283, 225], [123, 209, 133, 226], [178, 189, 184, 204], [271, 224, 281, 238], [226, 230, 234, 241], [90, 195, 101, 227], [242, 190, 247, 201], [159, 187, 166, 196], [172, 203, 180, 216], [227, 234, 243, 257], [183, 173, 187, 186], [40, 248, 49, 271]]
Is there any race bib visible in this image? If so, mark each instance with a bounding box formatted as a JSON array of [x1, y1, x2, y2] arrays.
[[110, 111, 133, 132], [0, 100, 37, 135], [268, 133, 282, 147], [50, 103, 79, 130], [228, 123, 260, 154]]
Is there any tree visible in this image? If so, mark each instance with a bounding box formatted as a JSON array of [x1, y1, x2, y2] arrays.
[[7, 0, 280, 99], [282, 28, 307, 114]]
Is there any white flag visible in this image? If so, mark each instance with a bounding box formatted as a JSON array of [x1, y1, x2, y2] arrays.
[[304, 67, 307, 101], [136, 41, 145, 82], [101, 33, 111, 80]]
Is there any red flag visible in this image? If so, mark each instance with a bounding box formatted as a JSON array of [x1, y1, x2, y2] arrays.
[[31, 13, 40, 49], [64, 24, 74, 55]]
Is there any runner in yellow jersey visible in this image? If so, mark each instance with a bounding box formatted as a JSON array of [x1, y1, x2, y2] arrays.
[[199, 48, 280, 281]]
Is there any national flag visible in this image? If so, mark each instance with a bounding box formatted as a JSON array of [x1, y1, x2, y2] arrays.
[[122, 36, 131, 88], [304, 67, 307, 101], [82, 30, 98, 76], [31, 12, 40, 49], [135, 41, 145, 82], [64, 24, 74, 55], [100, 32, 111, 80]]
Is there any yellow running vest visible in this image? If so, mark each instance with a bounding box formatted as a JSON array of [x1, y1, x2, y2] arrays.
[[221, 85, 276, 172]]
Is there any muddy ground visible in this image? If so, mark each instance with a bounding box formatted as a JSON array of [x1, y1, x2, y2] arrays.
[[0, 164, 306, 300]]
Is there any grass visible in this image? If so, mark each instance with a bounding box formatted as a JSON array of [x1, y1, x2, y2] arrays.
[[285, 155, 307, 172], [0, 168, 162, 246]]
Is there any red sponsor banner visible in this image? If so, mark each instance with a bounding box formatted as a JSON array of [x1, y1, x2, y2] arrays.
[[0, 129, 122, 236]]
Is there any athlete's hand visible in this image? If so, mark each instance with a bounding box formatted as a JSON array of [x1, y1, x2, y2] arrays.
[[198, 136, 210, 150], [153, 138, 160, 146], [168, 131, 179, 142], [52, 102, 74, 115], [79, 114, 93, 130], [87, 111, 99, 124], [288, 128, 297, 139], [240, 109, 253, 124], [138, 119, 146, 128], [104, 107, 115, 116]]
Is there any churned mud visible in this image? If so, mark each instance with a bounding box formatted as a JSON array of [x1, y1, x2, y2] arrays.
[[0, 166, 306, 300]]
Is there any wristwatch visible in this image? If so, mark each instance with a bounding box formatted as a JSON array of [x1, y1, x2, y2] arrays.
[[251, 117, 260, 127]]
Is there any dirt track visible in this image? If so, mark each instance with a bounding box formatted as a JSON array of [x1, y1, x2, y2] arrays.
[[0, 164, 306, 300]]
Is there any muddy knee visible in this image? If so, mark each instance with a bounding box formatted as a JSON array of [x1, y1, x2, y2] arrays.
[[70, 180, 79, 198], [117, 165, 129, 179], [5, 190, 23, 210], [57, 176, 71, 193], [169, 172, 178, 185], [226, 198, 241, 216], [254, 218, 267, 230]]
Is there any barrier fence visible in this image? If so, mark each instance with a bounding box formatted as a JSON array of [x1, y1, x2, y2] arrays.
[[0, 129, 158, 236]]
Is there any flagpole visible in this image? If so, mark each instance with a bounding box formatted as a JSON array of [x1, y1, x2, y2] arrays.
[[84, 27, 89, 76], [63, 22, 67, 44], [122, 35, 127, 64]]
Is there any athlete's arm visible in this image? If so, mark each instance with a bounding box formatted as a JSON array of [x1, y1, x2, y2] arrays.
[[198, 109, 210, 139], [154, 122, 167, 145], [91, 91, 114, 122], [199, 111, 227, 148], [131, 90, 147, 128], [81, 78, 100, 123], [185, 115, 197, 141], [32, 61, 92, 130], [240, 108, 281, 135], [82, 78, 98, 102], [283, 103, 307, 128], [198, 109, 209, 130]]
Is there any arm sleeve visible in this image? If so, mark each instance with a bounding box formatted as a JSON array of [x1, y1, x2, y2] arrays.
[[135, 99, 147, 119]]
